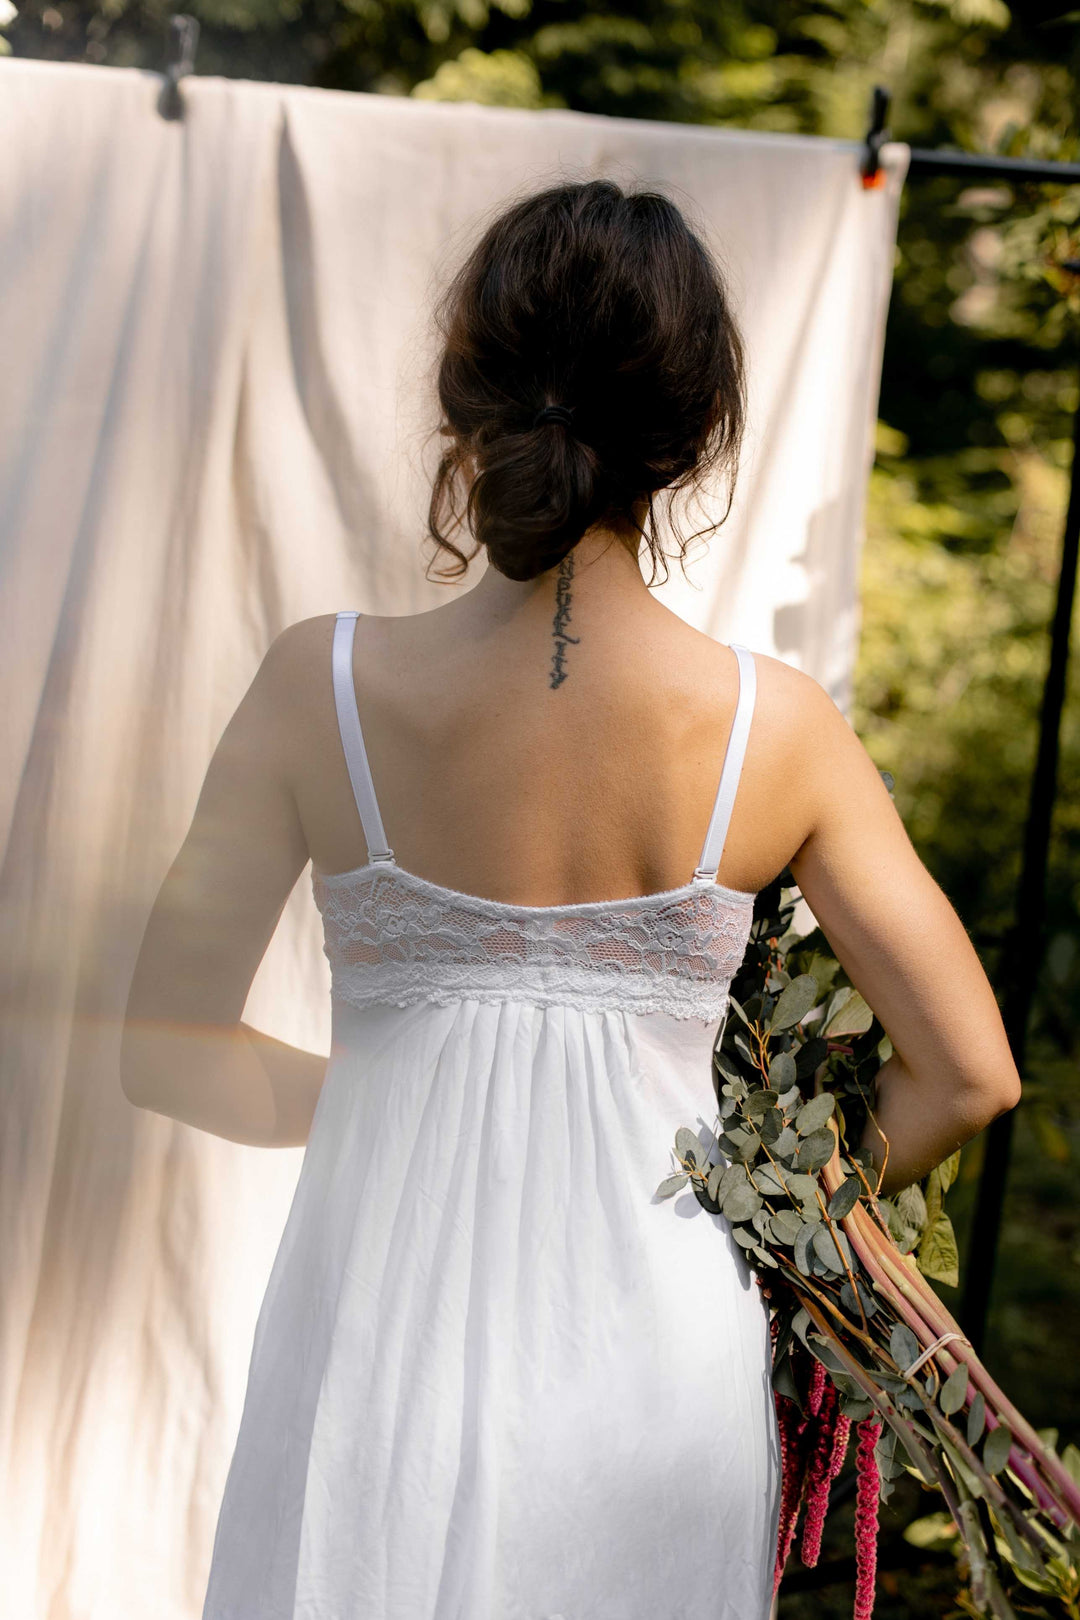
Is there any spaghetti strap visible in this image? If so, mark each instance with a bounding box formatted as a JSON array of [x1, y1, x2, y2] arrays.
[[693, 644, 757, 884], [331, 611, 394, 864]]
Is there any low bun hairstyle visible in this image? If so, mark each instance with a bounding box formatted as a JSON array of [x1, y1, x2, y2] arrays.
[[425, 178, 747, 586]]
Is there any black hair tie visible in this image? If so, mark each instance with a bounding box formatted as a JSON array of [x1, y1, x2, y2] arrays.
[[533, 403, 575, 429]]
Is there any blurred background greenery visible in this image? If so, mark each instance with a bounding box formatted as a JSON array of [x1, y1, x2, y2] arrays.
[[5, 0, 1079, 1610]]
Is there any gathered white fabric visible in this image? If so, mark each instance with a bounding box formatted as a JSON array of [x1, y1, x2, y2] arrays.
[[312, 863, 755, 1020]]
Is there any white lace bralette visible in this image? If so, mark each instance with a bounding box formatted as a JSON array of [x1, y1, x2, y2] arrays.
[[312, 612, 760, 1024], [311, 859, 756, 1022]]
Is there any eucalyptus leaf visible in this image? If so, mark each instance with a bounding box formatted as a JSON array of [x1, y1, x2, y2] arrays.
[[757, 1109, 783, 1145], [693, 1179, 721, 1214], [733, 1032, 756, 1068], [795, 1127, 836, 1171], [751, 1208, 772, 1236], [675, 1127, 704, 1166], [785, 1172, 819, 1202], [720, 1127, 760, 1164], [794, 1223, 817, 1276], [655, 1173, 688, 1198], [769, 1209, 802, 1246], [707, 1162, 724, 1201], [840, 1394, 876, 1422], [939, 1361, 970, 1416], [826, 1176, 862, 1219], [714, 1051, 744, 1087], [745, 1090, 778, 1121], [840, 1277, 880, 1318], [795, 1037, 829, 1077], [752, 1164, 787, 1197], [768, 974, 819, 1032], [722, 1182, 763, 1223], [812, 1224, 846, 1274], [890, 1322, 922, 1373], [751, 1243, 779, 1268], [716, 1165, 745, 1203], [967, 1391, 986, 1447], [726, 996, 753, 1029], [983, 1421, 1013, 1476], [795, 1093, 836, 1135], [768, 1051, 797, 1092], [776, 1084, 803, 1111], [772, 1126, 800, 1160], [732, 1226, 758, 1250]]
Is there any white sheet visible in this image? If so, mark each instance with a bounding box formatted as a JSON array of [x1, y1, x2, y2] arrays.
[[0, 55, 908, 1619]]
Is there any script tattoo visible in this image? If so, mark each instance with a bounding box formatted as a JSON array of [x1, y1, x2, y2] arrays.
[[549, 552, 580, 689]]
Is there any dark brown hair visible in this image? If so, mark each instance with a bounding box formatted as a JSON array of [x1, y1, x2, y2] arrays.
[[424, 178, 747, 586]]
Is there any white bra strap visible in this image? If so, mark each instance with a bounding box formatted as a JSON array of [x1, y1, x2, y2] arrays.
[[693, 644, 757, 883], [331, 611, 394, 863]]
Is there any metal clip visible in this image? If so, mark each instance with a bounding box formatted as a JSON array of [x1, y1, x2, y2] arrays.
[[158, 13, 199, 122]]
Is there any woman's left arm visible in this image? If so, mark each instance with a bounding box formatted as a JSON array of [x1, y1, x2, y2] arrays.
[[120, 622, 327, 1147]]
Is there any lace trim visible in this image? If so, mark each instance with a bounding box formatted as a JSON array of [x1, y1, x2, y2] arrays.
[[311, 861, 755, 1023]]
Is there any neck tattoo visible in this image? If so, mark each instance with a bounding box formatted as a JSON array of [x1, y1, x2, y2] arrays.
[[549, 551, 580, 689]]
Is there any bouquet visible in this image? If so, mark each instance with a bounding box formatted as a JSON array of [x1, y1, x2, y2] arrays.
[[657, 872, 1080, 1618]]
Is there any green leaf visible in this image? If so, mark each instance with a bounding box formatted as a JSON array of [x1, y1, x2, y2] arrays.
[[769, 1209, 802, 1246], [768, 1050, 797, 1092], [812, 1224, 846, 1274], [938, 1149, 961, 1194], [895, 1182, 928, 1232], [656, 1173, 688, 1198], [967, 1391, 986, 1446], [707, 1162, 724, 1201], [917, 1212, 960, 1289], [767, 974, 819, 1032], [785, 1172, 818, 1201], [795, 1127, 836, 1171], [727, 996, 753, 1029], [795, 1037, 829, 1077], [752, 1163, 787, 1196], [772, 1125, 800, 1159], [719, 1126, 760, 1163], [824, 989, 874, 1037], [890, 1322, 921, 1372], [939, 1361, 969, 1415], [675, 1126, 704, 1166], [904, 1511, 960, 1553], [776, 1084, 802, 1111], [722, 1182, 763, 1222], [794, 1222, 817, 1276], [745, 1089, 778, 1121], [795, 1092, 836, 1135], [826, 1176, 862, 1219], [983, 1421, 1012, 1476]]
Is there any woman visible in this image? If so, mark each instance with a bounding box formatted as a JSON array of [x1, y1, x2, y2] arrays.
[[121, 180, 1021, 1620]]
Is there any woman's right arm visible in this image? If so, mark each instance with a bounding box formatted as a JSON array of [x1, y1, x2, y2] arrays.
[[784, 676, 1022, 1198]]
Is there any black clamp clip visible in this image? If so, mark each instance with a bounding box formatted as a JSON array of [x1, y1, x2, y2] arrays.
[[861, 85, 891, 189], [158, 13, 200, 121]]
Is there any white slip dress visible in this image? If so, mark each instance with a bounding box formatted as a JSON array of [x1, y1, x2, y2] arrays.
[[201, 610, 782, 1620]]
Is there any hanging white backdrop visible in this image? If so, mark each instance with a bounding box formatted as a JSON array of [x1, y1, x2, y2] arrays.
[[0, 55, 908, 1620]]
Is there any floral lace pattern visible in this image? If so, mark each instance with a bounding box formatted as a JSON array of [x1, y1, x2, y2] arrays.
[[311, 860, 756, 1022]]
